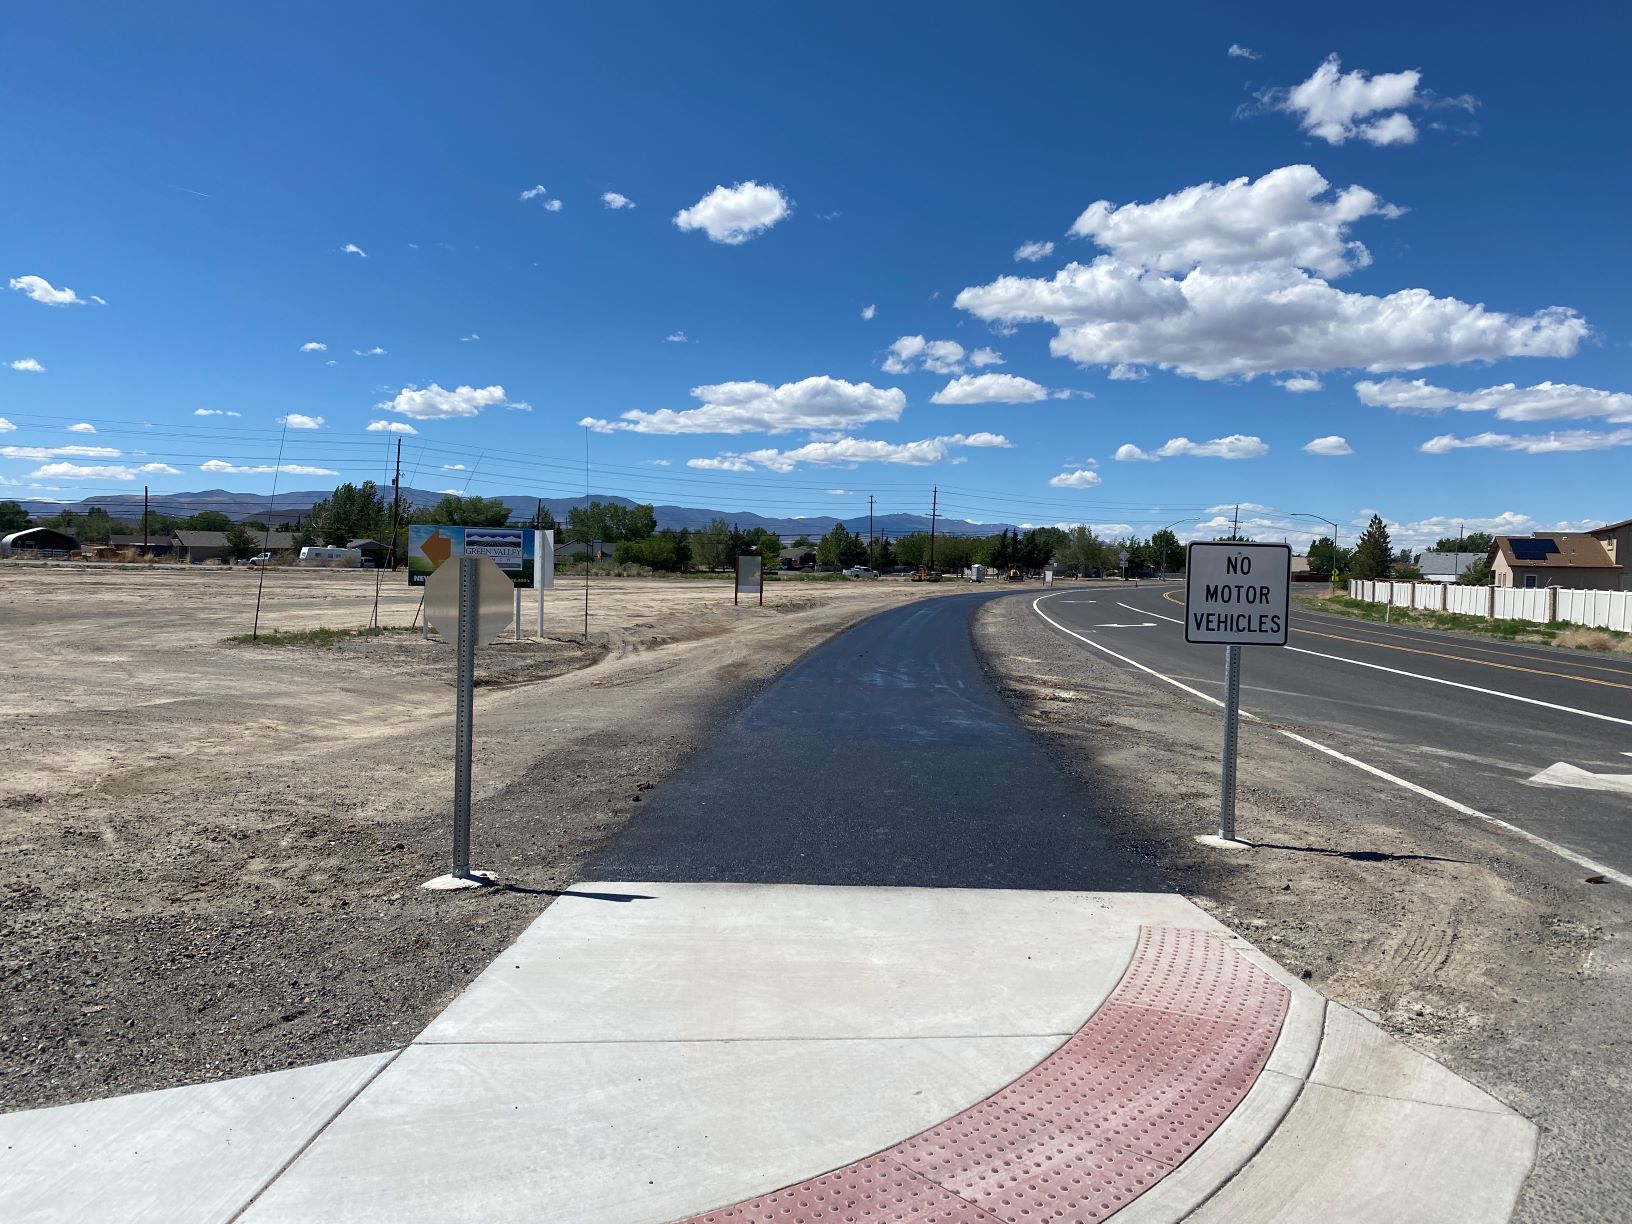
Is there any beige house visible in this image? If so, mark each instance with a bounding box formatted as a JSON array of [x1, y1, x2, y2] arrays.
[[1487, 530, 1624, 591], [1589, 517, 1632, 581]]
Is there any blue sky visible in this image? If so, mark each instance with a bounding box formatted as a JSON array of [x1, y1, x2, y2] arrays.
[[3, 1, 1628, 547]]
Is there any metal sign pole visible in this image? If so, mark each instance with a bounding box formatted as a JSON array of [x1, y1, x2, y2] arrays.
[[452, 556, 477, 878], [514, 587, 522, 641], [1219, 644, 1242, 841]]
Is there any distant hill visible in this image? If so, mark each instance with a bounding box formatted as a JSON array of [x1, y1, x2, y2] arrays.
[[12, 487, 1017, 540]]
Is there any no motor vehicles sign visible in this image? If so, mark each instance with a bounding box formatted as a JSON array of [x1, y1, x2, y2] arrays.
[[1184, 541, 1291, 646]]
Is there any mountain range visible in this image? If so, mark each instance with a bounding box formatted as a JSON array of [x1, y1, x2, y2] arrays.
[[14, 487, 1020, 541]]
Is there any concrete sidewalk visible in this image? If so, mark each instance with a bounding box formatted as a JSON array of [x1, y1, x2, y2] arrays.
[[0, 882, 1535, 1223]]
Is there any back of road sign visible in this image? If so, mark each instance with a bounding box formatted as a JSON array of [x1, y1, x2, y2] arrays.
[[424, 555, 516, 645], [1184, 541, 1291, 646]]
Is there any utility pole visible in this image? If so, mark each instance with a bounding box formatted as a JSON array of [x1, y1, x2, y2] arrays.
[[1232, 503, 1241, 540], [142, 485, 149, 555], [928, 486, 938, 571], [869, 495, 875, 567], [387, 438, 403, 570]]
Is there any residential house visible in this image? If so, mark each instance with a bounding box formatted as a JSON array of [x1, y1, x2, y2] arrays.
[[1486, 532, 1623, 591], [108, 534, 175, 558], [173, 530, 294, 564], [1588, 518, 1632, 588], [1417, 550, 1481, 584]]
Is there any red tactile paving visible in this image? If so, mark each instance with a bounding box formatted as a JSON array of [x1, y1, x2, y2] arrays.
[[674, 926, 1289, 1224]]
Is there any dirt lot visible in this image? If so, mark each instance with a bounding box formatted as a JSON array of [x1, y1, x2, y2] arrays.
[[0, 563, 948, 1112], [973, 594, 1632, 1224]]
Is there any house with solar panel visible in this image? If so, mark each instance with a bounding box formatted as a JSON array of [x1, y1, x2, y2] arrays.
[[1487, 526, 1627, 591]]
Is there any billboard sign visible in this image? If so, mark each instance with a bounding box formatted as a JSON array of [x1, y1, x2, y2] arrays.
[[409, 525, 542, 588]]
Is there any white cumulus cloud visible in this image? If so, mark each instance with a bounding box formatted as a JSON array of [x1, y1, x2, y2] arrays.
[[1116, 435, 1268, 461], [602, 191, 635, 209], [367, 420, 418, 434], [686, 432, 1010, 473], [277, 413, 324, 429], [673, 181, 790, 245], [1278, 376, 1324, 393], [1228, 44, 1261, 60], [1356, 378, 1632, 423], [861, 304, 876, 320], [194, 408, 241, 417], [931, 373, 1052, 404], [10, 358, 45, 372], [138, 463, 180, 474], [0, 418, 14, 432], [381, 383, 521, 420], [1049, 468, 1103, 488], [882, 336, 970, 375], [353, 346, 386, 357], [580, 376, 904, 436], [300, 341, 327, 352], [970, 348, 1004, 367], [666, 331, 688, 343], [9, 275, 87, 306], [67, 422, 95, 432], [3, 445, 122, 460], [342, 243, 367, 257], [1263, 55, 1428, 146], [1420, 429, 1632, 456], [28, 463, 135, 480], [199, 460, 340, 475], [1107, 363, 1147, 381], [1068, 165, 1399, 279], [1304, 435, 1353, 455], [1014, 241, 1055, 263]]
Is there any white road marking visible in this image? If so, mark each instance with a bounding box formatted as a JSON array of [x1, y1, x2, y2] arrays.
[[1283, 732, 1632, 889], [1031, 593, 1631, 890], [1527, 762, 1632, 796], [1284, 645, 1632, 730], [1032, 595, 1258, 719], [1120, 600, 1181, 625], [1097, 622, 1156, 629]]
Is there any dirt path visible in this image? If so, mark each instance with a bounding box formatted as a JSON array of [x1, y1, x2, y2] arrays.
[[973, 592, 1632, 1224], [0, 564, 951, 1111]]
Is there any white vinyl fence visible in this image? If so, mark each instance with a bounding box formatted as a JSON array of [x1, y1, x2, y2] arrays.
[[1347, 579, 1632, 632]]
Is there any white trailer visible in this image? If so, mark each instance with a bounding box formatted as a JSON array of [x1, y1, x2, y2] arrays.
[[969, 564, 987, 583], [298, 546, 363, 568]]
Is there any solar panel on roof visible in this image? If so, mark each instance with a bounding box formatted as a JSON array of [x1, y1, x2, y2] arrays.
[[1509, 538, 1561, 560]]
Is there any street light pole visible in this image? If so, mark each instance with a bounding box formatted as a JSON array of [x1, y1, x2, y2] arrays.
[[1155, 517, 1194, 579], [1290, 512, 1340, 591]]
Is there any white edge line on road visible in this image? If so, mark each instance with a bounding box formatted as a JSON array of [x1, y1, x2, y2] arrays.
[[1031, 594, 1632, 890], [1279, 730, 1632, 889], [1283, 645, 1632, 730], [1121, 600, 1182, 625], [1031, 595, 1257, 720]]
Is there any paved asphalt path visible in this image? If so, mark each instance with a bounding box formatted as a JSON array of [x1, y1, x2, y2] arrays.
[[593, 592, 1162, 890], [1035, 582, 1632, 880]]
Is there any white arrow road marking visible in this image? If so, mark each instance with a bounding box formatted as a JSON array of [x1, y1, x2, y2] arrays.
[[1121, 601, 1181, 625], [1527, 762, 1632, 796]]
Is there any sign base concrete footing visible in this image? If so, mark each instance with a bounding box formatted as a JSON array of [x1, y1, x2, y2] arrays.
[[421, 870, 498, 891], [1195, 834, 1251, 851]]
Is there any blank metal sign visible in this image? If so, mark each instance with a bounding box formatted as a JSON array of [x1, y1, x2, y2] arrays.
[[1184, 541, 1291, 646]]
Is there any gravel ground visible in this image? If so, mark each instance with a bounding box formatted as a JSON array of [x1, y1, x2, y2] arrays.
[[0, 564, 950, 1112], [972, 593, 1632, 1224]]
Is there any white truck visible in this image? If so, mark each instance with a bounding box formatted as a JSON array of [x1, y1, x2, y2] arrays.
[[298, 546, 363, 568]]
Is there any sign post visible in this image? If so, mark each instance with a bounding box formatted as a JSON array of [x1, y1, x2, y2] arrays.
[[535, 529, 554, 638], [420, 554, 515, 890], [735, 553, 763, 607], [1183, 541, 1291, 846], [1118, 548, 1129, 580]]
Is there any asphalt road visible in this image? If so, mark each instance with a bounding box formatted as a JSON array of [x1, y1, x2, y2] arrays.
[[1034, 582, 1632, 881], [592, 591, 1162, 890]]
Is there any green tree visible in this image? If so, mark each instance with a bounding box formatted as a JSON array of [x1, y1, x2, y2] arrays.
[[1433, 531, 1493, 556], [1307, 536, 1340, 576], [870, 535, 896, 569], [529, 503, 560, 532], [935, 534, 980, 573], [223, 521, 257, 561], [0, 501, 30, 533], [1148, 528, 1183, 574], [415, 494, 511, 528], [1459, 558, 1491, 585], [744, 527, 781, 570], [309, 481, 388, 544], [1055, 526, 1101, 577], [566, 500, 656, 542], [694, 517, 732, 570], [816, 522, 867, 568], [1350, 514, 1394, 580], [791, 535, 814, 549], [894, 532, 930, 567], [183, 511, 234, 532], [613, 529, 693, 572]]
